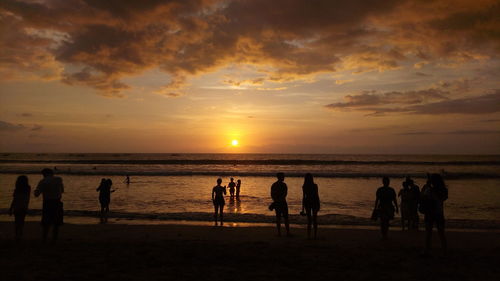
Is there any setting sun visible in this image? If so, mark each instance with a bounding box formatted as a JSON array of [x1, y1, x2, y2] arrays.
[[231, 139, 239, 147]]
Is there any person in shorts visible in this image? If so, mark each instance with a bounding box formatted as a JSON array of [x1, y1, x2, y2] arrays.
[[271, 172, 290, 237], [34, 168, 64, 243]]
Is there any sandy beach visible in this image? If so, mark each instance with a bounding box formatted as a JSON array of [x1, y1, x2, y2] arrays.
[[1, 221, 499, 281]]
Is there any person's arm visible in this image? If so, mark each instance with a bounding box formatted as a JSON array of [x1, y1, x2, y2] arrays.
[[34, 181, 42, 197], [60, 178, 64, 194], [223, 186, 227, 195], [374, 190, 379, 209], [212, 187, 215, 201], [9, 193, 15, 215], [302, 186, 306, 211]]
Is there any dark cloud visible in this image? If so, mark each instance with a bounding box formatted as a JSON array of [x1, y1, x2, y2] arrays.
[[20, 113, 33, 117], [0, 0, 499, 96], [0, 120, 25, 131], [31, 124, 43, 131]]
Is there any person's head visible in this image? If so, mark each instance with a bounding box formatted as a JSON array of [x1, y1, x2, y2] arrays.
[[237, 179, 241, 183], [41, 168, 54, 178], [304, 173, 314, 186], [230, 177, 234, 182], [217, 178, 222, 185], [15, 175, 29, 190], [276, 172, 285, 181], [402, 182, 408, 189], [405, 177, 414, 185], [382, 176, 390, 187], [101, 178, 106, 184], [430, 173, 445, 189], [106, 178, 113, 186]]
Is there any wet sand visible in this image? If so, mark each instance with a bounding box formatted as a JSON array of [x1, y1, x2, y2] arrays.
[[1, 222, 499, 281]]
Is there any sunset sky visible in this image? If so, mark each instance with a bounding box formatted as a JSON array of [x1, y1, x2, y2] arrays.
[[0, 0, 499, 154]]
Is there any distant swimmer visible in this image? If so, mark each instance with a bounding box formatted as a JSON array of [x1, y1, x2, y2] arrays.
[[9, 175, 31, 242], [96, 178, 115, 223], [236, 179, 241, 201], [302, 173, 320, 239], [228, 178, 236, 198], [374, 177, 398, 240], [270, 172, 290, 237], [212, 178, 226, 226]]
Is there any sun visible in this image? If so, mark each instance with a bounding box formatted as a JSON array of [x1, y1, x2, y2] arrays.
[[231, 139, 239, 147]]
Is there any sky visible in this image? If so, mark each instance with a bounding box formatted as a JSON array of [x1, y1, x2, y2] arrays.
[[0, 0, 499, 154]]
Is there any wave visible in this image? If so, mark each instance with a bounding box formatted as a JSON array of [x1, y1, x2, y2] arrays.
[[1, 169, 499, 178], [1, 159, 499, 165], [1, 209, 499, 229]]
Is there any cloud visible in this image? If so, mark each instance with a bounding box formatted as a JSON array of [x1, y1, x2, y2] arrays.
[[0, 120, 26, 131], [20, 113, 33, 117], [325, 88, 449, 109], [0, 0, 499, 96], [397, 129, 500, 135], [31, 124, 43, 131]]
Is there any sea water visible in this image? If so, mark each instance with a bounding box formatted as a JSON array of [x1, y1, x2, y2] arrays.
[[0, 153, 499, 224]]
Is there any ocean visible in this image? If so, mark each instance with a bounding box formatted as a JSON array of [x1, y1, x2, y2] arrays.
[[1, 153, 499, 227]]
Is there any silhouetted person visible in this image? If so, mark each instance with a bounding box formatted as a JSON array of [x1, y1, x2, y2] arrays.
[[421, 173, 448, 256], [236, 179, 241, 201], [9, 175, 31, 242], [212, 178, 226, 226], [374, 177, 398, 240], [97, 178, 115, 223], [271, 172, 290, 236], [407, 177, 420, 230], [125, 175, 130, 184], [302, 173, 320, 239], [34, 168, 64, 243], [398, 181, 411, 230], [228, 178, 236, 198]]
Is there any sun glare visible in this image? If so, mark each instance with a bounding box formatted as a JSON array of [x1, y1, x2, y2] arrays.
[[231, 139, 239, 146]]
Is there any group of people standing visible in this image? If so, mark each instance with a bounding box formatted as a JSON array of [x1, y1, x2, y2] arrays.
[[212, 172, 320, 240], [9, 168, 64, 243], [374, 174, 448, 255]]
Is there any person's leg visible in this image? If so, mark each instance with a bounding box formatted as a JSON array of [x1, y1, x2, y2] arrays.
[[220, 205, 224, 226], [424, 219, 433, 255], [52, 225, 59, 243], [100, 205, 105, 222], [43, 224, 50, 243], [380, 218, 389, 240], [401, 215, 405, 231], [104, 205, 109, 223], [437, 220, 447, 255], [214, 204, 219, 225], [306, 208, 312, 239], [312, 210, 318, 239], [275, 209, 281, 236], [283, 207, 290, 236]]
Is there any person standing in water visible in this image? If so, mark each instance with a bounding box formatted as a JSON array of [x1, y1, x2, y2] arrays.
[[236, 179, 242, 201], [271, 172, 290, 237], [228, 178, 236, 198], [421, 173, 448, 256], [9, 175, 31, 242], [34, 168, 64, 243], [97, 178, 115, 223], [407, 177, 420, 230], [212, 178, 226, 226], [302, 173, 320, 239], [125, 175, 130, 184], [398, 181, 411, 231], [374, 177, 398, 240]]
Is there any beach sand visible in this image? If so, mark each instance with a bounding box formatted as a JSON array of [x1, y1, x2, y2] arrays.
[[1, 222, 499, 281]]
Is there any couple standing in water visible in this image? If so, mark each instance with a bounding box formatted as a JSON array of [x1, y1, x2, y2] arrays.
[[211, 177, 242, 226], [270, 172, 320, 239]]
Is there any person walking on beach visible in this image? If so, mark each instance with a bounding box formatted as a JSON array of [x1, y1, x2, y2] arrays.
[[97, 178, 115, 223], [34, 168, 64, 243], [374, 177, 398, 240], [125, 175, 130, 184], [270, 172, 290, 237], [302, 173, 320, 239], [236, 179, 241, 201], [398, 181, 411, 230], [407, 177, 420, 230], [228, 178, 236, 198], [9, 175, 31, 242], [212, 178, 226, 226], [421, 173, 448, 256]]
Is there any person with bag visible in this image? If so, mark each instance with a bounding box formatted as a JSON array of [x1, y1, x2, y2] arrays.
[[34, 168, 64, 244], [421, 173, 448, 256], [374, 177, 398, 240]]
